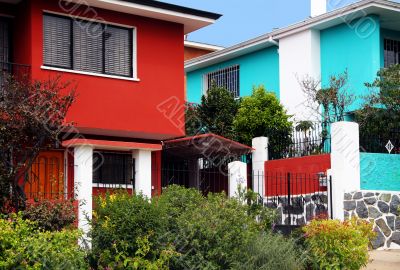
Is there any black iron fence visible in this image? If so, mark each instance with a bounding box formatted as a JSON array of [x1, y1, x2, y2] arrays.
[[161, 157, 229, 195], [269, 123, 331, 160], [255, 172, 332, 226]]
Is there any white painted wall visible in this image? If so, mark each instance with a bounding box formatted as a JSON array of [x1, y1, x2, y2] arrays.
[[252, 137, 268, 195], [330, 121, 361, 220], [228, 161, 247, 198], [133, 150, 152, 198], [311, 0, 327, 17], [279, 29, 321, 122], [74, 145, 93, 247]]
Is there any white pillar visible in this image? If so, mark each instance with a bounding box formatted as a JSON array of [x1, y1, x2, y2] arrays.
[[228, 161, 247, 198], [252, 137, 268, 195], [311, 0, 327, 17], [133, 150, 152, 198], [74, 145, 93, 247], [331, 121, 360, 220]]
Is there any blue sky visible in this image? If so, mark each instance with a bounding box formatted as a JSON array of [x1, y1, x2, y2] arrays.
[[163, 0, 393, 47]]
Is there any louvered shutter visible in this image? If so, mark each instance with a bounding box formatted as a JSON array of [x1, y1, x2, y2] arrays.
[[73, 20, 104, 74], [105, 26, 132, 77], [43, 15, 72, 69]]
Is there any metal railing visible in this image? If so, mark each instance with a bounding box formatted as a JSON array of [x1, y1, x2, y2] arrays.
[[269, 123, 331, 160]]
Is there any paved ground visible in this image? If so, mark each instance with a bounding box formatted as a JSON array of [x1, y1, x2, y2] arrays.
[[364, 250, 400, 270]]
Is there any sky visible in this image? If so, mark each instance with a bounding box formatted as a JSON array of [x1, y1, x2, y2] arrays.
[[162, 0, 395, 47]]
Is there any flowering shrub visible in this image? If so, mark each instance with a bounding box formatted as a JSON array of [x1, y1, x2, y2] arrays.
[[0, 213, 87, 269], [303, 218, 375, 270], [23, 199, 76, 231]]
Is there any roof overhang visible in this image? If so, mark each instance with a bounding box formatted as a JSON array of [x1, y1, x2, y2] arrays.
[[185, 0, 400, 73], [163, 133, 253, 159], [63, 0, 221, 34], [185, 37, 278, 72], [184, 40, 224, 51], [62, 138, 162, 151]]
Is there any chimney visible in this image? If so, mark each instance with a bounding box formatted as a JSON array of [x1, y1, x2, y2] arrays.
[[311, 0, 327, 17]]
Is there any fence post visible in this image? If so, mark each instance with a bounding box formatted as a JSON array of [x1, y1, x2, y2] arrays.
[[228, 161, 247, 198], [252, 137, 268, 196], [330, 121, 360, 220], [287, 172, 291, 225]]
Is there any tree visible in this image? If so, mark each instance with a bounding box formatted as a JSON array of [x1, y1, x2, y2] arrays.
[[193, 83, 239, 140], [233, 85, 292, 151], [300, 70, 355, 126], [0, 74, 75, 212], [356, 64, 400, 142]]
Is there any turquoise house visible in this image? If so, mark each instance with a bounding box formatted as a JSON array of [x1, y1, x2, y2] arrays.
[[185, 0, 400, 119]]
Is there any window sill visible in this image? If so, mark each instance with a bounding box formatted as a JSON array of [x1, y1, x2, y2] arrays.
[[93, 183, 134, 189], [41, 66, 140, 82]]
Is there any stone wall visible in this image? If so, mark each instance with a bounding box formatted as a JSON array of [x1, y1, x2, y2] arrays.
[[344, 191, 400, 249], [265, 193, 328, 226]]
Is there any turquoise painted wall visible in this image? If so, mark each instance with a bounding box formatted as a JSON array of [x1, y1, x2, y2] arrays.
[[186, 46, 280, 104], [320, 15, 381, 111], [360, 153, 400, 191]]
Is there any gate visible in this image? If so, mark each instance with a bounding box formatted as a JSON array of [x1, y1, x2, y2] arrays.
[[262, 172, 332, 226]]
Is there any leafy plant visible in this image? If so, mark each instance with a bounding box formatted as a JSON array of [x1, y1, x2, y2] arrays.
[[196, 83, 239, 140], [90, 191, 169, 269], [356, 64, 400, 146], [0, 213, 87, 269], [233, 233, 305, 270], [233, 85, 292, 154], [303, 218, 375, 270], [0, 75, 75, 212], [22, 199, 76, 231]]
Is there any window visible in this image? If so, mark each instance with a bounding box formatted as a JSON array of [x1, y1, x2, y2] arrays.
[[93, 152, 134, 185], [203, 65, 240, 98], [43, 13, 134, 78], [384, 38, 400, 67]]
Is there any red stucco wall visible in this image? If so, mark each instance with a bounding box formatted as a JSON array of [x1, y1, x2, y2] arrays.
[[22, 0, 186, 141]]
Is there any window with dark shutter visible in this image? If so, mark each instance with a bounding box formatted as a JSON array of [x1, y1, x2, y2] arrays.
[[43, 15, 72, 69], [93, 152, 134, 185], [43, 13, 134, 78], [73, 20, 104, 74], [105, 26, 132, 77]]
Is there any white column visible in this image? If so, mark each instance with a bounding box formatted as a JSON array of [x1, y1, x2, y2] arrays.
[[252, 137, 268, 195], [133, 150, 152, 198], [74, 145, 93, 247], [331, 121, 360, 220], [228, 161, 247, 198]]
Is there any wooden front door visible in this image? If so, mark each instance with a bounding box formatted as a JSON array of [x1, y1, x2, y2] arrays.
[[25, 151, 65, 200]]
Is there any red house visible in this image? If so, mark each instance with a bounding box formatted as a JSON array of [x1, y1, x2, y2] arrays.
[[0, 0, 221, 232]]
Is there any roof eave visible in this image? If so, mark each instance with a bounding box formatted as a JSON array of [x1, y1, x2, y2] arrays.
[[65, 0, 222, 34]]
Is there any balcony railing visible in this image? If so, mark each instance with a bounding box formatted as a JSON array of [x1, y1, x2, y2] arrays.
[[0, 61, 31, 86]]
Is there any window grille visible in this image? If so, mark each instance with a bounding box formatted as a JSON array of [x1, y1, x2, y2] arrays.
[[384, 38, 400, 67], [203, 65, 240, 98], [93, 152, 134, 185]]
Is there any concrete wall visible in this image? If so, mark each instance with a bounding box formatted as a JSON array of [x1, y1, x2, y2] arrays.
[[360, 153, 400, 191], [320, 15, 381, 111], [186, 46, 280, 104], [279, 29, 321, 121]]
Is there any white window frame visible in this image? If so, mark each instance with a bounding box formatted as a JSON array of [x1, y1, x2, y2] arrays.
[[202, 65, 240, 98]]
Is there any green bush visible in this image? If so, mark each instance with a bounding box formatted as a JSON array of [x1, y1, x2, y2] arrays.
[[90, 192, 171, 268], [0, 213, 87, 269], [303, 218, 375, 270], [233, 233, 305, 270], [23, 199, 76, 231]]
